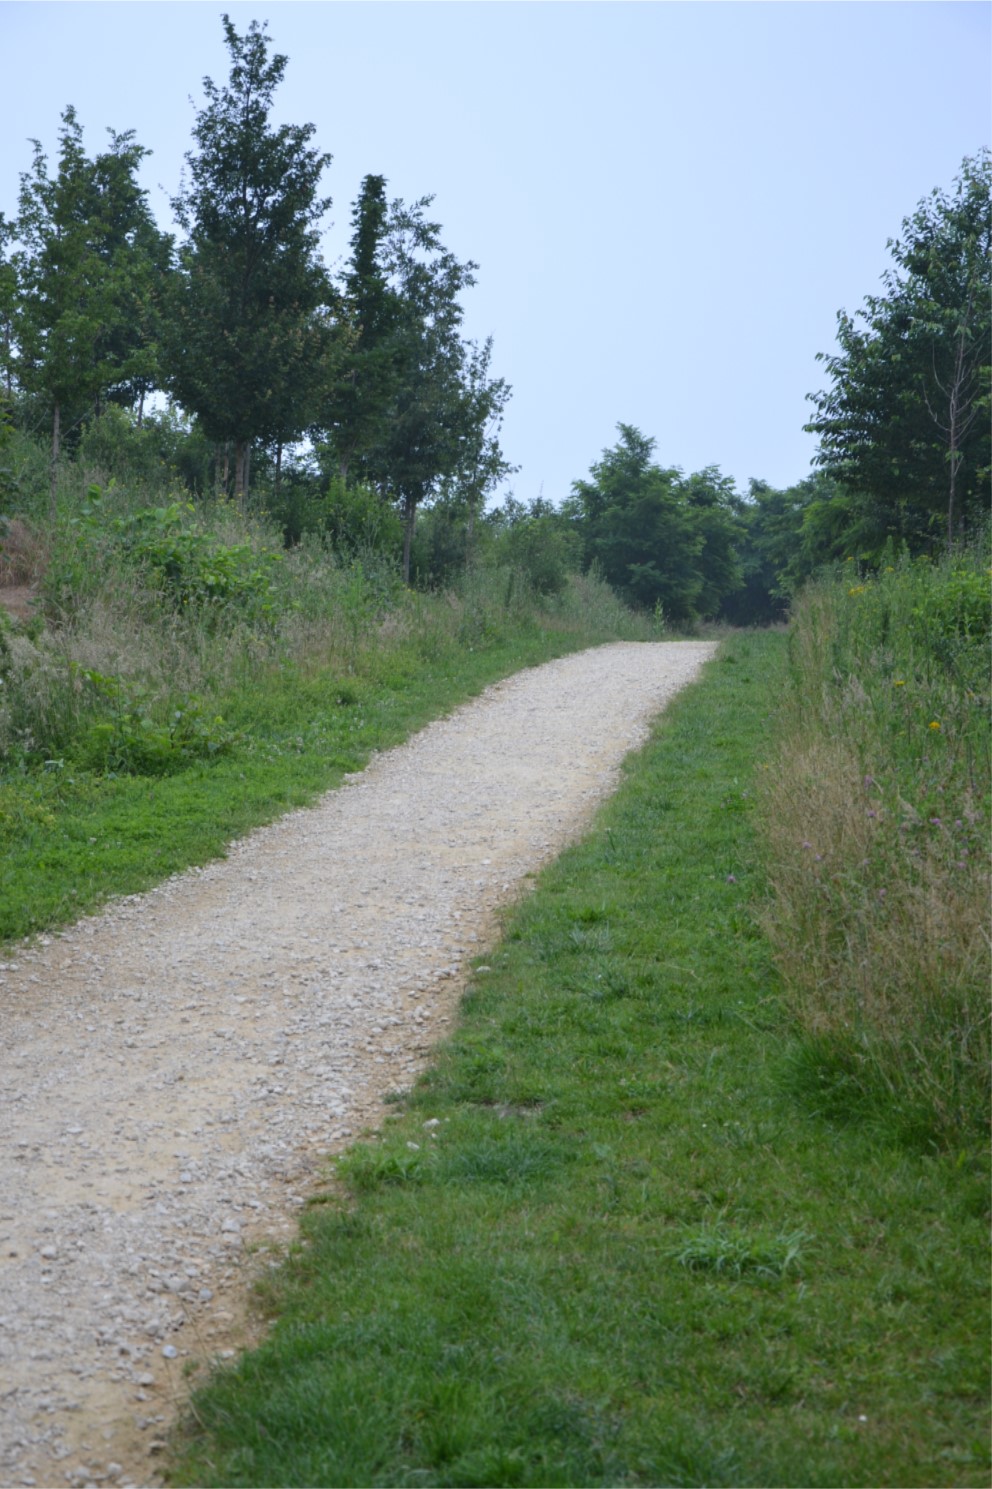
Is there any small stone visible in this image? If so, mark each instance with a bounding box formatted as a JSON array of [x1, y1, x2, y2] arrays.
[[161, 1344, 178, 1359]]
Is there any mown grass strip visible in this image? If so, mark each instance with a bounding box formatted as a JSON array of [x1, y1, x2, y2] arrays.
[[171, 630, 990, 1489], [0, 624, 604, 945]]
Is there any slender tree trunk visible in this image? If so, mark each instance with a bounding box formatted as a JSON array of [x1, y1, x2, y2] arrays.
[[49, 399, 61, 519], [275, 440, 283, 502], [137, 389, 145, 429], [402, 493, 416, 586]]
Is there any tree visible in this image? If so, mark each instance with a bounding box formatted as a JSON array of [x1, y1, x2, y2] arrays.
[[165, 15, 333, 502], [807, 151, 991, 549], [14, 108, 115, 506], [89, 131, 173, 425], [0, 213, 17, 402], [567, 424, 742, 624], [11, 108, 167, 510], [318, 182, 510, 583]]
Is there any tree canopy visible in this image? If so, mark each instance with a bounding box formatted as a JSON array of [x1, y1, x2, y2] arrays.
[[806, 150, 991, 551], [164, 15, 333, 502], [566, 424, 743, 624]]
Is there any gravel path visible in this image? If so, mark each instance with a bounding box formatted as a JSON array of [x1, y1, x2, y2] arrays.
[[0, 640, 715, 1488]]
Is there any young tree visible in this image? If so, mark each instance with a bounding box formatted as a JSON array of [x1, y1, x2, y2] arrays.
[[0, 213, 17, 403], [90, 131, 174, 425], [165, 15, 333, 502], [807, 151, 991, 548], [14, 108, 117, 506], [318, 182, 511, 582]]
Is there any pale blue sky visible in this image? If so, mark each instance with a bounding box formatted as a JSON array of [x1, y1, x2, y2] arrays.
[[2, 1, 989, 502]]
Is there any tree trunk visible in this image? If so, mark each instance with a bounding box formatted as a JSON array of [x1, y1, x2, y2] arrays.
[[234, 442, 246, 505], [49, 399, 61, 519], [275, 440, 283, 502], [402, 493, 416, 586]]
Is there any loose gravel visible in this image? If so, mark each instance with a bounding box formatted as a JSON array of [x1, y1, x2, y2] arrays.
[[0, 640, 715, 1488]]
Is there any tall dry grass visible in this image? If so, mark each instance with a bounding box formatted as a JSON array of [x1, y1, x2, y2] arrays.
[[759, 549, 990, 1144]]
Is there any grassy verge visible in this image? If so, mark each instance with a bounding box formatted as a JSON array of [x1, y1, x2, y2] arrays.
[[759, 547, 990, 1146], [170, 630, 990, 1489], [0, 615, 630, 945]]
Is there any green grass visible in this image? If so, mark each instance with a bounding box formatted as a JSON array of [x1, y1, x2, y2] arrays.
[[0, 623, 609, 944], [169, 630, 990, 1489]]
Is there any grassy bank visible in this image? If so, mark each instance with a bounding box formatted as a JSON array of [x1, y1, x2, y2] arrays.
[[759, 546, 990, 1147], [1, 486, 649, 942], [169, 630, 989, 1489]]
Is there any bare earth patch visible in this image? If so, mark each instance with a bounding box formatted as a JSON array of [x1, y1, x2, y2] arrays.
[[0, 640, 715, 1488]]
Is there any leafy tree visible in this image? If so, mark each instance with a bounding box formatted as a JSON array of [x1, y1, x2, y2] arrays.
[[320, 175, 400, 483], [13, 109, 119, 505], [567, 424, 742, 624], [165, 15, 333, 502], [807, 151, 991, 549], [89, 133, 173, 424], [10, 110, 168, 510], [0, 213, 17, 403], [721, 474, 851, 625], [488, 495, 581, 597], [319, 181, 510, 582]]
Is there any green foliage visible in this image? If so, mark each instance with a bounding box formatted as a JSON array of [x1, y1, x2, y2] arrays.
[[75, 669, 238, 775], [487, 495, 582, 598], [164, 16, 333, 498], [807, 150, 991, 549], [317, 178, 512, 582], [53, 488, 282, 625], [318, 474, 404, 563], [113, 502, 280, 622], [11, 107, 173, 486], [568, 424, 743, 623]]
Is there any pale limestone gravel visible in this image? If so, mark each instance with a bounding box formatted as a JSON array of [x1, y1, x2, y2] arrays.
[[0, 640, 716, 1489]]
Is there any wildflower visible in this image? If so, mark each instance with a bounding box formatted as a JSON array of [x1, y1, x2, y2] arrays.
[[726, 874, 737, 884], [802, 840, 813, 850], [929, 817, 942, 826], [928, 720, 941, 731], [845, 556, 854, 562], [893, 679, 906, 687], [884, 566, 894, 573], [848, 585, 866, 596]]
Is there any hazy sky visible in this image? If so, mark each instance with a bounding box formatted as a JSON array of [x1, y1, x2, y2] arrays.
[[2, 1, 989, 503]]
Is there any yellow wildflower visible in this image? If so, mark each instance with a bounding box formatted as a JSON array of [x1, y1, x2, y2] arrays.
[[848, 585, 866, 596], [929, 720, 941, 731], [893, 679, 906, 687]]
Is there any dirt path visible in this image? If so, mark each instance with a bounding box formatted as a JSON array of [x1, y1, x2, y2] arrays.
[[0, 641, 715, 1489]]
